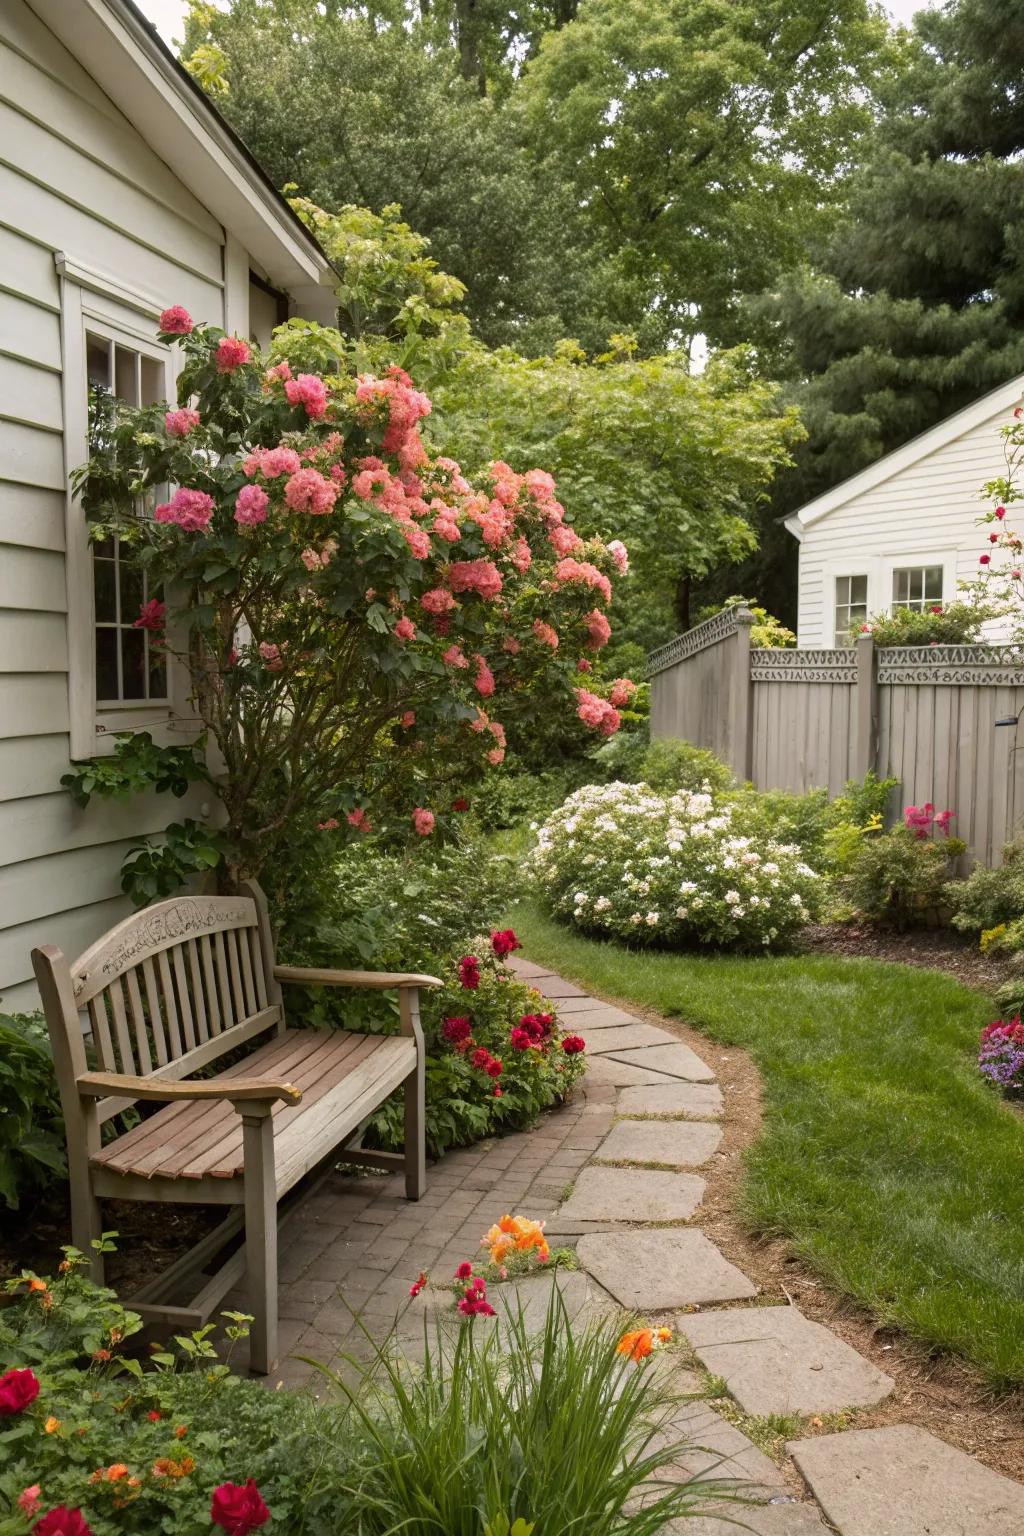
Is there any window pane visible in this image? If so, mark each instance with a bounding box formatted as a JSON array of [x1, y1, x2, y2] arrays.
[[892, 569, 910, 604], [121, 627, 146, 699], [119, 557, 144, 621], [114, 346, 139, 405], [95, 628, 119, 702], [86, 335, 111, 389], [924, 566, 943, 600], [850, 575, 868, 605], [93, 557, 117, 622], [140, 356, 164, 407], [148, 647, 167, 700]]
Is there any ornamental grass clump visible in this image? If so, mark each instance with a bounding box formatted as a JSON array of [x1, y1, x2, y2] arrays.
[[530, 782, 820, 951]]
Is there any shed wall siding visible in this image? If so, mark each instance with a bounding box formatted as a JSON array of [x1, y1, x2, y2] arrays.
[[0, 0, 226, 1005], [795, 402, 1016, 646]]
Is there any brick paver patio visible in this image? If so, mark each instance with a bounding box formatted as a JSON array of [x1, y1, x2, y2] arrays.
[[236, 955, 1024, 1536]]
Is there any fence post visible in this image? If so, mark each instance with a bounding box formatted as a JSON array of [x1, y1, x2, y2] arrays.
[[731, 608, 755, 781], [853, 632, 876, 779]]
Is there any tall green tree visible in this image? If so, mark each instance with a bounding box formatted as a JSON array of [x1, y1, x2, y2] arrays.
[[748, 0, 1024, 623], [181, 0, 612, 353]]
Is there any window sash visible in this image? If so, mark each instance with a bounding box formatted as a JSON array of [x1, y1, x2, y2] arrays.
[[834, 574, 868, 646]]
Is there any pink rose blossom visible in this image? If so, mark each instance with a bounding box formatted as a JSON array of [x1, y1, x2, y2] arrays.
[[400, 711, 416, 728], [284, 373, 328, 419], [575, 687, 621, 737], [577, 657, 593, 672], [554, 557, 612, 604], [263, 361, 292, 384], [216, 335, 251, 372], [300, 548, 321, 572], [154, 487, 214, 532], [134, 598, 165, 632], [235, 484, 269, 526], [17, 1487, 42, 1518], [607, 539, 629, 574], [158, 305, 193, 334], [549, 524, 583, 556], [473, 655, 495, 697], [259, 641, 284, 672], [401, 523, 431, 559], [347, 807, 371, 832], [413, 807, 435, 836], [165, 408, 200, 437], [448, 559, 503, 600], [284, 468, 338, 515], [608, 677, 638, 708], [421, 588, 456, 615], [395, 615, 417, 642], [443, 644, 469, 669], [243, 446, 301, 480], [317, 818, 340, 831], [532, 618, 559, 649], [584, 608, 612, 650], [503, 635, 521, 655], [432, 514, 462, 542], [996, 506, 1006, 518], [509, 536, 532, 573]]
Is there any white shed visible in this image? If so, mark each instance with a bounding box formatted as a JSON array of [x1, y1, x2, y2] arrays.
[[785, 373, 1024, 648], [0, 0, 337, 1009]]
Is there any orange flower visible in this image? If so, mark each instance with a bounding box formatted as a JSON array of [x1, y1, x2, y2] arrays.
[[28, 1277, 48, 1294], [92, 1348, 112, 1363], [44, 1416, 61, 1434], [152, 1455, 195, 1479], [616, 1327, 672, 1362], [481, 1214, 550, 1266], [174, 1424, 188, 1439], [91, 1463, 130, 1483]]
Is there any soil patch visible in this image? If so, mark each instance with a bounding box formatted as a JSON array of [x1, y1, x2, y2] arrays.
[[589, 982, 1024, 1485], [798, 922, 1012, 995]]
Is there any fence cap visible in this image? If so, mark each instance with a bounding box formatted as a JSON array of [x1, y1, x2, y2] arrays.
[[646, 605, 755, 676]]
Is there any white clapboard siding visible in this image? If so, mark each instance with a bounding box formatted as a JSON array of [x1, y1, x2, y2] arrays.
[[0, 419, 65, 491], [0, 545, 66, 611], [0, 2, 124, 124], [0, 735, 75, 801], [0, 611, 67, 672], [0, 674, 69, 737], [0, 291, 62, 370], [0, 44, 222, 241], [0, 484, 64, 552], [0, 897, 131, 1003], [0, 353, 62, 432], [0, 838, 144, 932], [796, 400, 1014, 646], [0, 227, 60, 313], [0, 786, 211, 870]]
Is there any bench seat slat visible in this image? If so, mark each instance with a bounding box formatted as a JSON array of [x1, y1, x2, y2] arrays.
[[89, 1029, 413, 1187]]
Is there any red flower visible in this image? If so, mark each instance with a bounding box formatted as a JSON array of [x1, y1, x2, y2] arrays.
[[32, 1510, 93, 1536], [455, 1261, 473, 1280], [452, 797, 470, 812], [485, 1057, 503, 1078], [510, 1027, 533, 1051], [470, 1046, 491, 1070], [147, 1409, 162, 1421], [490, 929, 522, 959], [0, 1367, 40, 1415], [996, 504, 1007, 516], [158, 305, 193, 335], [493, 1086, 503, 1097], [990, 532, 999, 543], [134, 598, 166, 632], [562, 1035, 586, 1055], [442, 1016, 472, 1045], [409, 1272, 427, 1298], [210, 1480, 270, 1535], [980, 554, 991, 565], [458, 955, 481, 989]]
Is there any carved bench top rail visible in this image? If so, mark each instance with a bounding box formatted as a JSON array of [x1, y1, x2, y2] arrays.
[[750, 649, 858, 684], [73, 896, 258, 1005], [876, 643, 1024, 686], [647, 606, 751, 676]]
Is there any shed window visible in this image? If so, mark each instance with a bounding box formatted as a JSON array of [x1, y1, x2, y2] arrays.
[[834, 574, 868, 645], [892, 565, 943, 613], [85, 332, 168, 706]]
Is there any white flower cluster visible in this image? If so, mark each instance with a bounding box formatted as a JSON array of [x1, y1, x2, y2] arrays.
[[529, 781, 819, 952]]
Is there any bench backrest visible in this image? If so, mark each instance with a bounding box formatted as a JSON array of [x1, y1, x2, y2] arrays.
[[33, 883, 283, 1127]]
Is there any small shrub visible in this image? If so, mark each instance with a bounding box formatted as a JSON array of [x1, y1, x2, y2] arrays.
[[369, 933, 587, 1156], [0, 1013, 66, 1210], [693, 596, 796, 649], [842, 815, 965, 928], [636, 738, 735, 796], [949, 835, 1024, 938], [863, 601, 992, 647], [978, 1017, 1024, 1094], [530, 782, 821, 952], [469, 760, 581, 832], [727, 771, 897, 874]]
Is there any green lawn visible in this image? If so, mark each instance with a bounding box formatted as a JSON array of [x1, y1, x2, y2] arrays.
[[512, 901, 1024, 1389]]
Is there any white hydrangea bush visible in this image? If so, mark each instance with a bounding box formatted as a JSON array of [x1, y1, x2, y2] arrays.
[[530, 781, 820, 951]]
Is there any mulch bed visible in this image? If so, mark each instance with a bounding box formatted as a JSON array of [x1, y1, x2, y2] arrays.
[[798, 921, 1015, 996], [0, 1197, 221, 1295]]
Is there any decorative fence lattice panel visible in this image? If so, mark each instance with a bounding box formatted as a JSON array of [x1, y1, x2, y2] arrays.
[[649, 610, 1024, 864]]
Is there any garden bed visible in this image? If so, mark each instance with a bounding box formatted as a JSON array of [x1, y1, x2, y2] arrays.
[[798, 921, 1014, 993]]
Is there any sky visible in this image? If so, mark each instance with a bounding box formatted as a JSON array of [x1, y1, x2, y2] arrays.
[[139, 0, 939, 50]]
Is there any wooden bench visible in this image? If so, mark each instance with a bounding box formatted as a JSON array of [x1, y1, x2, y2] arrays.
[[32, 882, 437, 1373]]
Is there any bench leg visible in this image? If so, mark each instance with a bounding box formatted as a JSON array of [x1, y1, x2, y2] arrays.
[[70, 1161, 104, 1283], [241, 1105, 278, 1375], [403, 1059, 426, 1202]]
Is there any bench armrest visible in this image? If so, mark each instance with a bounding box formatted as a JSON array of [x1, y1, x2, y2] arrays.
[[76, 1071, 302, 1107], [273, 966, 441, 990]]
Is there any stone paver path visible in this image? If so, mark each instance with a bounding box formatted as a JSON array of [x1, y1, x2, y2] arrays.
[[258, 957, 1024, 1534]]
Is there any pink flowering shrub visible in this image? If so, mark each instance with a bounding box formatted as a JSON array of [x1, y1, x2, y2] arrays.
[[73, 313, 633, 884]]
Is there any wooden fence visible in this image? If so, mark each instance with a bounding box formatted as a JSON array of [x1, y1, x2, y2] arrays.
[[648, 607, 1024, 866]]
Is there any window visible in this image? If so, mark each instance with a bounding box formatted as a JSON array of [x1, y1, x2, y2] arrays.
[[834, 574, 868, 645], [892, 564, 944, 613], [86, 333, 168, 706]]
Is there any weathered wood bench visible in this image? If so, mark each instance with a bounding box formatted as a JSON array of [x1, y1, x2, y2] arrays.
[[32, 882, 437, 1373]]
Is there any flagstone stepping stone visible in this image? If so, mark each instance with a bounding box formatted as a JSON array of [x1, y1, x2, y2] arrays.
[[508, 958, 555, 979], [554, 998, 636, 1020], [678, 1307, 894, 1416], [595, 1118, 723, 1167], [584, 1023, 680, 1054], [587, 1056, 689, 1089], [618, 1082, 725, 1119], [609, 1043, 716, 1083], [577, 1229, 755, 1308], [672, 1500, 831, 1534], [788, 1424, 1024, 1536], [648, 1399, 788, 1493], [557, 1165, 706, 1224], [532, 977, 588, 997]]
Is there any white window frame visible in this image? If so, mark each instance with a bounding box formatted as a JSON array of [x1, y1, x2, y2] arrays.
[[885, 552, 955, 616], [831, 570, 870, 647], [821, 548, 959, 646], [57, 256, 199, 759]]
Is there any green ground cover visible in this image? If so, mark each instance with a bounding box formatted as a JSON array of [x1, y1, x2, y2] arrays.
[[512, 900, 1024, 1388]]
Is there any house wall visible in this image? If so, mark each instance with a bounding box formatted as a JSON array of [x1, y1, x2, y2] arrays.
[[0, 0, 246, 1009], [795, 399, 1016, 647]]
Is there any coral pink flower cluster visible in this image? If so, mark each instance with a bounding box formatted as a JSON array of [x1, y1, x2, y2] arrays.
[[165, 407, 199, 437], [154, 487, 214, 532], [575, 687, 621, 737]]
